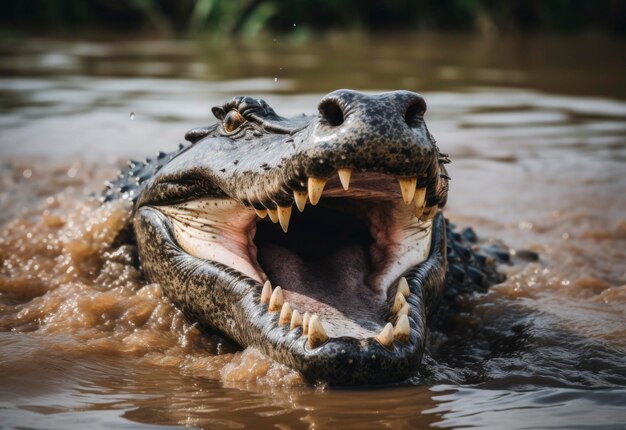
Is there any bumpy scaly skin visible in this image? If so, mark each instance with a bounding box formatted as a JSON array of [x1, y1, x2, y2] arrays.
[[102, 144, 191, 204], [103, 90, 509, 385], [446, 224, 507, 295]]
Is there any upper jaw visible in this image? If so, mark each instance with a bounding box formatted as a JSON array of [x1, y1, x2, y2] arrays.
[[137, 115, 448, 214]]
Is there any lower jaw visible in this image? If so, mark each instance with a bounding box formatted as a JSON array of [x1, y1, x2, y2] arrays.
[[134, 207, 448, 385]]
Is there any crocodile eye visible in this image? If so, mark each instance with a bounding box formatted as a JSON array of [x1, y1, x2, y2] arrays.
[[224, 110, 245, 132]]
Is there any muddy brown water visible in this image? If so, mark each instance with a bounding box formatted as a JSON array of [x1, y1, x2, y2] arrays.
[[1, 35, 625, 429]]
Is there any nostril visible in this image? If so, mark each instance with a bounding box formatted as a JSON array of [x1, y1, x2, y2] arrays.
[[405, 98, 427, 127], [319, 100, 345, 127]]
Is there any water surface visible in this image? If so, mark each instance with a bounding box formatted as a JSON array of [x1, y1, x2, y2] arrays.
[[1, 35, 625, 429]]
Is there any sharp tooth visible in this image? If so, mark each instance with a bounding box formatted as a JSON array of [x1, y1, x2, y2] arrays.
[[428, 206, 439, 219], [415, 204, 425, 218], [376, 323, 394, 347], [419, 205, 438, 221], [267, 208, 279, 223], [398, 302, 411, 317], [302, 312, 311, 336], [397, 177, 418, 205], [307, 314, 328, 348], [307, 177, 327, 205], [394, 314, 410, 343], [279, 302, 292, 325], [277, 204, 292, 233], [337, 168, 352, 191], [290, 309, 302, 330], [268, 286, 284, 312], [260, 280, 272, 304], [398, 277, 410, 298], [414, 187, 426, 210], [254, 208, 267, 219], [391, 291, 407, 313], [293, 190, 307, 212]]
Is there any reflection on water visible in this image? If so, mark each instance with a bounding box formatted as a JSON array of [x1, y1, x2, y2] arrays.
[[1, 35, 626, 429], [430, 386, 626, 429]]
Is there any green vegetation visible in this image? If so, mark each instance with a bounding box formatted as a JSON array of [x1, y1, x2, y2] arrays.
[[1, 0, 624, 38]]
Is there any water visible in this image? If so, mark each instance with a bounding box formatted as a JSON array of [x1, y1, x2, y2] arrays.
[[1, 35, 625, 429]]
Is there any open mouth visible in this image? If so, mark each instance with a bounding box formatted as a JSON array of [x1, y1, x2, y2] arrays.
[[157, 171, 439, 349], [123, 90, 451, 384]]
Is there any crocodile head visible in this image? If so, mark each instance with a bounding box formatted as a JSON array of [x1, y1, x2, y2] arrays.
[[130, 90, 450, 385]]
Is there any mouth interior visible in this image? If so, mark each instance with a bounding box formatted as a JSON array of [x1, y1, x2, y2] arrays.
[[255, 199, 387, 338], [158, 173, 434, 341]]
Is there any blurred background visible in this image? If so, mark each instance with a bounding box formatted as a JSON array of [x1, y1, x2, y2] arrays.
[[1, 0, 625, 37], [1, 0, 625, 160]]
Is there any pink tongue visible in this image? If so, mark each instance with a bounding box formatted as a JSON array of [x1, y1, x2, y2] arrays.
[[256, 241, 386, 338]]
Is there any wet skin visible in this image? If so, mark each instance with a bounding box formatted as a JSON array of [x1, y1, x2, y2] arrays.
[[103, 90, 508, 385]]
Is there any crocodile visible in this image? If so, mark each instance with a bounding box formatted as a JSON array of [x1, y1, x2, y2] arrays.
[[103, 90, 511, 386]]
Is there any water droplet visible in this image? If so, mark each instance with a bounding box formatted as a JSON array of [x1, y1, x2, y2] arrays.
[[274, 77, 278, 82], [129, 112, 135, 120], [518, 221, 533, 230]]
